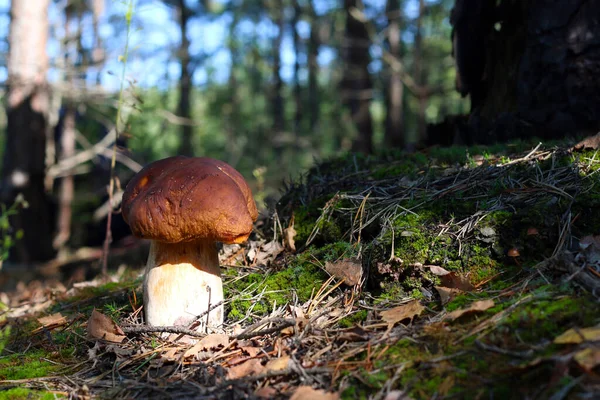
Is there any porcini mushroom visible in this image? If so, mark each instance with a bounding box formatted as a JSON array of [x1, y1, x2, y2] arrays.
[[121, 156, 257, 330]]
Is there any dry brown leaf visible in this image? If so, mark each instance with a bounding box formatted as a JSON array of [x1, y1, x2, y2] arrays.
[[444, 299, 494, 321], [240, 346, 261, 357], [554, 326, 600, 344], [325, 258, 363, 286], [435, 286, 462, 305], [290, 386, 340, 400], [33, 312, 68, 333], [427, 265, 450, 276], [284, 218, 297, 252], [254, 240, 284, 266], [184, 333, 229, 359], [255, 387, 279, 398], [161, 347, 180, 362], [265, 355, 290, 372], [227, 358, 265, 380], [572, 132, 600, 150], [573, 347, 600, 371], [87, 309, 125, 343], [380, 300, 424, 326], [383, 390, 413, 400], [440, 272, 474, 291]]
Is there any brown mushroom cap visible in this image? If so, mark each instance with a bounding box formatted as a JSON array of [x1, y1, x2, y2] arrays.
[[122, 156, 258, 244]]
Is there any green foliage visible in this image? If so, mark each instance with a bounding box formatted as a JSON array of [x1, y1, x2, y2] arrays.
[[0, 388, 63, 400], [0, 350, 61, 380], [0, 194, 28, 261]]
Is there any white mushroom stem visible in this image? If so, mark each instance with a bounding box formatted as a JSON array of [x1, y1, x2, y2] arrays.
[[143, 239, 224, 331]]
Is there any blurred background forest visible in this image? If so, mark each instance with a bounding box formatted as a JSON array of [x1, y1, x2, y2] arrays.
[[0, 0, 599, 265], [0, 0, 467, 264]]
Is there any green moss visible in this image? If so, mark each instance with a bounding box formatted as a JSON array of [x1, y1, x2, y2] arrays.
[[499, 293, 599, 343], [225, 262, 328, 320], [0, 388, 64, 400], [0, 350, 62, 380], [338, 310, 368, 328]]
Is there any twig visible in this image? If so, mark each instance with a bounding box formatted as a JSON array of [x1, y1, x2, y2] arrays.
[[121, 325, 205, 338], [233, 317, 295, 340], [474, 339, 534, 359], [215, 366, 331, 390]]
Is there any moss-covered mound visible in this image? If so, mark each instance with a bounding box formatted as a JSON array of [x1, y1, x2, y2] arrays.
[[1, 142, 599, 399]]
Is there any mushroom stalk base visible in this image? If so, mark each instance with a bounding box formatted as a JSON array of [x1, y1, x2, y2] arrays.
[[143, 240, 224, 332]]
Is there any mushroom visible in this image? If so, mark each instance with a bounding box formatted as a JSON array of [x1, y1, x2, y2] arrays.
[[121, 156, 257, 330]]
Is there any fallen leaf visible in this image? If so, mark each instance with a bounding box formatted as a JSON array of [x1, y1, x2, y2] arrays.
[[427, 265, 450, 276], [573, 347, 600, 371], [254, 240, 284, 266], [435, 286, 462, 305], [255, 387, 279, 398], [240, 346, 261, 357], [227, 358, 265, 380], [380, 300, 424, 326], [87, 309, 125, 343], [335, 326, 370, 342], [384, 390, 413, 400], [184, 333, 229, 359], [572, 132, 600, 150], [325, 258, 363, 286], [444, 299, 494, 321], [554, 326, 600, 344], [439, 272, 474, 291], [284, 218, 297, 252], [290, 386, 340, 400], [33, 312, 68, 333], [265, 355, 290, 372]]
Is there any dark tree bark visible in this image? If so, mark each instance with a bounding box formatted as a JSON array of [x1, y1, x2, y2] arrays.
[[307, 0, 320, 130], [341, 0, 374, 154], [271, 3, 285, 135], [446, 0, 600, 144], [292, 0, 303, 136], [1, 0, 55, 263], [384, 0, 405, 148], [176, 0, 194, 156], [413, 0, 427, 143]]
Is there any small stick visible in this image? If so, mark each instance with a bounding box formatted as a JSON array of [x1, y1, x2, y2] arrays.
[[121, 325, 205, 338]]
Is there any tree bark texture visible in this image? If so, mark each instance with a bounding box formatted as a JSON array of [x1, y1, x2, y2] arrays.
[[1, 0, 55, 263], [448, 0, 600, 144], [384, 0, 404, 149], [271, 4, 285, 135], [307, 0, 320, 131], [176, 0, 194, 156], [342, 0, 374, 154]]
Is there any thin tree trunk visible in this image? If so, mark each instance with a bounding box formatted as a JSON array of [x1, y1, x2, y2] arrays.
[[307, 0, 320, 130], [176, 0, 193, 156], [1, 0, 55, 263], [271, 4, 285, 134], [342, 0, 374, 154], [292, 0, 302, 138], [54, 107, 76, 249], [384, 0, 404, 148], [414, 0, 427, 143], [53, 10, 78, 250]]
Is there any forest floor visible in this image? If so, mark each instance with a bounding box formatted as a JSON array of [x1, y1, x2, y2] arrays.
[[0, 139, 599, 399]]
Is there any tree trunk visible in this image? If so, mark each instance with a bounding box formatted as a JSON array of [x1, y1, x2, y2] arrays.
[[413, 0, 427, 143], [176, 0, 194, 156], [1, 0, 55, 263], [342, 0, 374, 154], [53, 10, 78, 251], [271, 4, 285, 135], [384, 0, 405, 149], [447, 0, 600, 144], [292, 0, 302, 137], [307, 0, 320, 130]]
